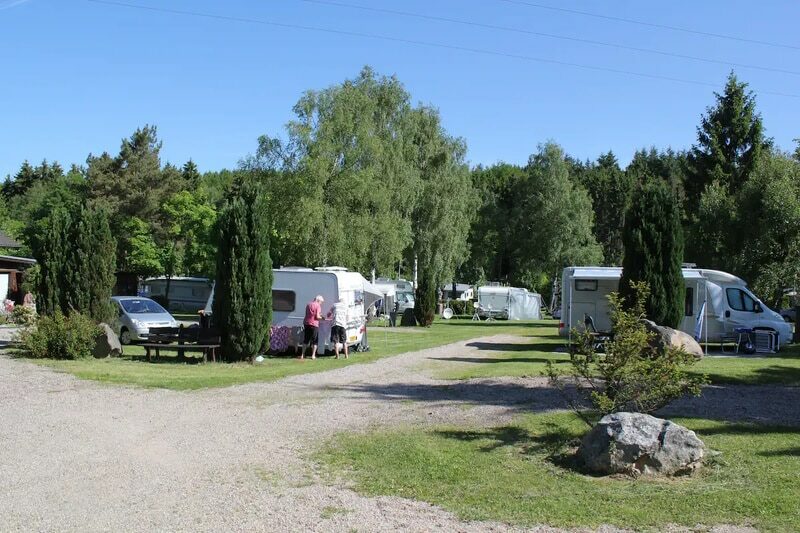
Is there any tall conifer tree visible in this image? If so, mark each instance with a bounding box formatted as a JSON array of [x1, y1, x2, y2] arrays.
[[619, 180, 685, 328], [214, 178, 272, 361]]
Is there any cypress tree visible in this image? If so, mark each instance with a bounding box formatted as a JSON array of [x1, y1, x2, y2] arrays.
[[619, 179, 685, 328], [214, 178, 272, 362], [413, 274, 436, 327], [86, 208, 117, 322], [64, 205, 92, 315], [36, 209, 71, 316]]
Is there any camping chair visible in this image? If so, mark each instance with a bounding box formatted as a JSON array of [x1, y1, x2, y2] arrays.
[[485, 304, 495, 322], [584, 313, 612, 352]]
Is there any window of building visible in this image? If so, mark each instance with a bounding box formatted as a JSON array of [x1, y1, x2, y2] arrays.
[[726, 288, 756, 312], [684, 287, 694, 316], [575, 280, 598, 291], [273, 290, 296, 312]]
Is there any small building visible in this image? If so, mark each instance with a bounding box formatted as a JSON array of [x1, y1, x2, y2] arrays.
[[0, 231, 36, 303]]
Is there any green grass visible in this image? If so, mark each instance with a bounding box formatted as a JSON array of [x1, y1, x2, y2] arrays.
[[319, 411, 800, 531], [29, 319, 545, 390], [434, 322, 800, 386]]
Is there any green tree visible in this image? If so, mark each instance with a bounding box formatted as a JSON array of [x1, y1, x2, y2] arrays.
[[409, 107, 475, 326], [161, 190, 217, 276], [85, 208, 116, 322], [119, 217, 163, 277], [182, 160, 201, 185], [248, 67, 420, 275], [2, 160, 64, 199], [214, 178, 273, 362], [35, 209, 70, 317], [512, 143, 603, 291], [579, 151, 633, 265], [619, 180, 685, 328], [687, 72, 768, 206]]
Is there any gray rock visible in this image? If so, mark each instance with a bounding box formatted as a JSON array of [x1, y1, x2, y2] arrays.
[[579, 412, 705, 476], [642, 319, 704, 358], [93, 323, 122, 358]]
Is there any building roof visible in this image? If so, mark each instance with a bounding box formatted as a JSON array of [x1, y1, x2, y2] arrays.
[[0, 255, 36, 266], [0, 231, 22, 249]]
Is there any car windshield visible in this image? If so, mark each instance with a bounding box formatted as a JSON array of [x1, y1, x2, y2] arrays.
[[120, 299, 168, 314]]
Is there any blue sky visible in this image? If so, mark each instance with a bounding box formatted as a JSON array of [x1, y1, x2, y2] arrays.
[[1, 0, 798, 178]]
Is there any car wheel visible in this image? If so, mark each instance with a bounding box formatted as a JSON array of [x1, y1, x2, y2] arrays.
[[119, 327, 132, 345]]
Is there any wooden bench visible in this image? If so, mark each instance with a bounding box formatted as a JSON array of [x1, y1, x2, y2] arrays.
[[140, 326, 221, 363]]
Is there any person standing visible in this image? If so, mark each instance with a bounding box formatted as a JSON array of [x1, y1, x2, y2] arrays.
[[327, 298, 349, 359], [302, 295, 324, 360]]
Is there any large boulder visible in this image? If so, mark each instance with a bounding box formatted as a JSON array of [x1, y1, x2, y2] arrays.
[[93, 323, 122, 358], [579, 412, 705, 476], [642, 319, 704, 358]]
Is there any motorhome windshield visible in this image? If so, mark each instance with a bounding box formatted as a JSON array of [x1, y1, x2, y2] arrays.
[[397, 291, 415, 304]]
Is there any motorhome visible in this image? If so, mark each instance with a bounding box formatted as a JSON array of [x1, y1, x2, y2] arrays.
[[203, 267, 382, 353], [141, 277, 213, 313], [375, 278, 415, 312], [559, 267, 792, 347], [477, 286, 542, 320]]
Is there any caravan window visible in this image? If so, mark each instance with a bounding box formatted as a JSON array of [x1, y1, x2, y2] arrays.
[[726, 288, 756, 312], [685, 288, 694, 316], [272, 290, 296, 312], [575, 280, 597, 291]]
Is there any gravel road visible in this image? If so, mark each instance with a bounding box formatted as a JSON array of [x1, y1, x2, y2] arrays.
[[0, 333, 792, 532]]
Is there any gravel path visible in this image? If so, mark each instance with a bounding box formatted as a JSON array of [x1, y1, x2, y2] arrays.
[[0, 333, 793, 532]]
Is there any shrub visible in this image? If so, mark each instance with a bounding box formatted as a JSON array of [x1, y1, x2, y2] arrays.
[[547, 281, 706, 425], [16, 312, 100, 360], [446, 300, 472, 316], [10, 305, 36, 327]]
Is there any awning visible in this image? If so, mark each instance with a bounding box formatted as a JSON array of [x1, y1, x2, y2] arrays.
[[362, 280, 385, 310]]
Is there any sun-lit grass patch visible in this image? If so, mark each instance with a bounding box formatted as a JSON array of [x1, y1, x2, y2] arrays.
[[319, 411, 800, 531]]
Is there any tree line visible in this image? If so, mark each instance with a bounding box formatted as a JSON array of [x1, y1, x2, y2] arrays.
[[2, 68, 799, 325]]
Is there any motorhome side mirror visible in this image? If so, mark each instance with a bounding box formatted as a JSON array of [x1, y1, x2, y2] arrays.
[[755, 303, 763, 313], [725, 310, 731, 318]]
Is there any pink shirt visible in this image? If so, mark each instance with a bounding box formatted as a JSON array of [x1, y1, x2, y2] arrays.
[[304, 301, 321, 327]]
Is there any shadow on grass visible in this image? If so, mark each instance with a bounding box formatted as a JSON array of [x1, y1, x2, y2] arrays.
[[464, 340, 564, 352], [433, 422, 587, 472], [433, 356, 569, 365], [758, 447, 800, 457], [697, 365, 800, 386]]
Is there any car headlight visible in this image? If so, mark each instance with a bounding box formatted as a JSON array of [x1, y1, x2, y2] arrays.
[[131, 319, 144, 328]]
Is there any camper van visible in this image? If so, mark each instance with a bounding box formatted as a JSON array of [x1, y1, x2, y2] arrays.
[[477, 286, 542, 320], [204, 267, 382, 353], [141, 277, 212, 313], [375, 278, 415, 313], [559, 267, 792, 347]]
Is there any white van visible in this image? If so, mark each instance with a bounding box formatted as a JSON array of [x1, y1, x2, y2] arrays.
[[477, 286, 542, 320], [375, 278, 415, 312], [559, 267, 792, 347], [204, 267, 383, 353], [142, 277, 212, 313]]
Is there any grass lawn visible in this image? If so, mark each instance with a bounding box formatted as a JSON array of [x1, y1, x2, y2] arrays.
[[434, 320, 800, 387], [319, 411, 800, 531], [29, 319, 545, 390]]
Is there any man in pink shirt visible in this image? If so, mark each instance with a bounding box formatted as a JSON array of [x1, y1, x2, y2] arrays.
[[301, 295, 324, 360]]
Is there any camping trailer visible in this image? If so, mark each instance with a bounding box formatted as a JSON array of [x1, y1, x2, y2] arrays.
[[477, 286, 542, 320], [559, 267, 792, 347], [141, 277, 213, 312]]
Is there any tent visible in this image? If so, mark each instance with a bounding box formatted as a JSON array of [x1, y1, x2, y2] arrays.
[[508, 288, 542, 320]]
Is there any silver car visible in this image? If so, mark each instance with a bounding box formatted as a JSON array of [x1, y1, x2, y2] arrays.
[[111, 296, 180, 345]]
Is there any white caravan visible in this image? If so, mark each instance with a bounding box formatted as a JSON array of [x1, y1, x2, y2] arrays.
[[559, 267, 792, 347], [271, 267, 383, 352], [141, 276, 213, 312], [477, 286, 542, 320]]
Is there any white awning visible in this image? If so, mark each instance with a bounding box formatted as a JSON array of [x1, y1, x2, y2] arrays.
[[362, 280, 385, 310]]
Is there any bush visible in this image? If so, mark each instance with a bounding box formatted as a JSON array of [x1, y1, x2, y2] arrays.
[[446, 300, 472, 316], [10, 305, 36, 327], [547, 281, 706, 425], [16, 312, 101, 360]]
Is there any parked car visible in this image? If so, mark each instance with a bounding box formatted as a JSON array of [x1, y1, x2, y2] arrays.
[[111, 296, 179, 345], [780, 308, 796, 323]]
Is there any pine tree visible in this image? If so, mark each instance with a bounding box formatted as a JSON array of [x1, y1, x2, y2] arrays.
[[619, 180, 685, 329], [214, 178, 272, 362]]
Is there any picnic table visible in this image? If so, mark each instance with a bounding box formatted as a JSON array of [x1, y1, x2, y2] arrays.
[[140, 326, 221, 363]]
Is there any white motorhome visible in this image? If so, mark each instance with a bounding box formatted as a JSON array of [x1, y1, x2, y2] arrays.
[[142, 276, 213, 313], [375, 278, 415, 312], [559, 267, 792, 347], [477, 286, 542, 320]]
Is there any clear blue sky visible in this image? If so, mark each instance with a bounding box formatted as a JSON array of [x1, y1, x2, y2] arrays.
[[1, 0, 798, 178]]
